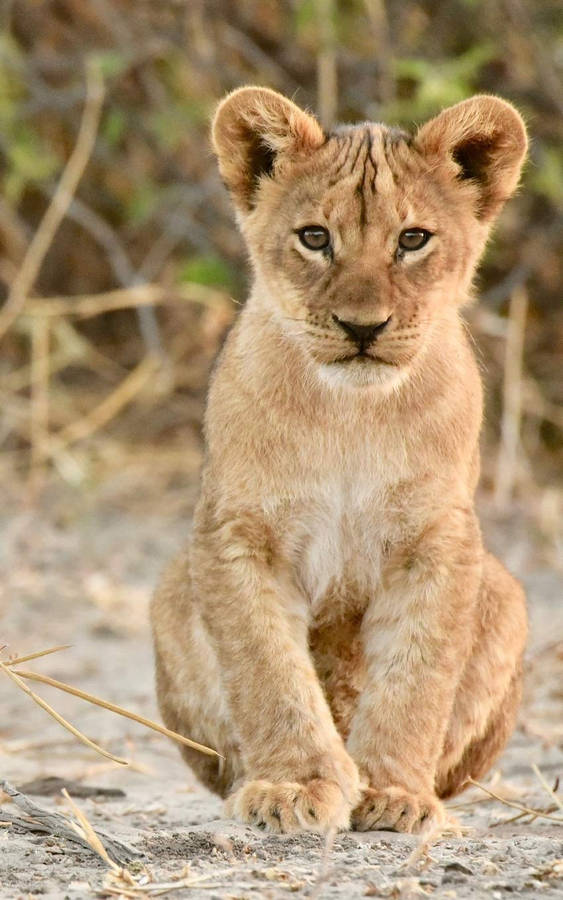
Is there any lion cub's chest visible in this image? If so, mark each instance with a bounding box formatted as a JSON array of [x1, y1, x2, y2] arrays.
[[291, 479, 391, 618]]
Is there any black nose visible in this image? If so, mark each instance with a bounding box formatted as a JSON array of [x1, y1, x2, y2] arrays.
[[332, 315, 391, 349]]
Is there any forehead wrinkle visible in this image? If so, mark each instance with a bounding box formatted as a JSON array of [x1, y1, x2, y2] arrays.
[[330, 126, 380, 231], [371, 131, 396, 196], [327, 132, 355, 180], [301, 124, 426, 236], [347, 132, 365, 175], [321, 174, 356, 218], [386, 138, 441, 217]]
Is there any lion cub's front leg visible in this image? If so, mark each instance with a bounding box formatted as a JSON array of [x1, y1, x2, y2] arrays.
[[192, 509, 360, 834], [348, 510, 481, 833]]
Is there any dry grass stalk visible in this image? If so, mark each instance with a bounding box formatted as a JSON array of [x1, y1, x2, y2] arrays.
[[531, 763, 563, 812], [0, 736, 78, 754], [0, 319, 125, 393], [494, 285, 528, 507], [1, 354, 158, 468], [0, 660, 128, 765], [3, 643, 219, 757], [61, 787, 118, 870], [315, 0, 338, 130], [11, 666, 220, 758], [467, 777, 563, 824], [363, 0, 395, 104], [0, 59, 104, 342], [309, 824, 338, 900], [29, 316, 50, 476], [24, 281, 230, 319], [404, 815, 468, 872], [492, 803, 560, 828], [1, 279, 232, 467], [101, 863, 240, 897], [5, 644, 72, 666], [52, 353, 158, 451], [0, 781, 137, 864]]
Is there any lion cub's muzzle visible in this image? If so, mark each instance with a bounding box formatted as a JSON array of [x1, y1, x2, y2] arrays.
[[331, 314, 391, 355]]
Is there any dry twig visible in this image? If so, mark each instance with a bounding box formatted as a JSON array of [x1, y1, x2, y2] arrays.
[[0, 781, 138, 864], [3, 641, 218, 758], [11, 665, 221, 758], [532, 763, 563, 812], [0, 660, 128, 765], [309, 825, 338, 900], [5, 644, 72, 666], [0, 59, 104, 341], [315, 0, 338, 130], [467, 777, 563, 824], [52, 354, 158, 451], [494, 286, 528, 507], [29, 316, 50, 475], [24, 281, 230, 319]]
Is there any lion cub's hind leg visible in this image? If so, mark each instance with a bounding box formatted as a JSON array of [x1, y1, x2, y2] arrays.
[[436, 552, 527, 798], [151, 552, 243, 798]]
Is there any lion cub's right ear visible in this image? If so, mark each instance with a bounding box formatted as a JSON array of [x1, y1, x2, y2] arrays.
[[212, 87, 325, 213]]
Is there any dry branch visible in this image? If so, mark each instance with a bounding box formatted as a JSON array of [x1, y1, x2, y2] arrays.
[[0, 59, 104, 341], [6, 644, 72, 666], [0, 661, 128, 765], [11, 666, 220, 758], [364, 0, 395, 104], [52, 354, 158, 450], [532, 763, 563, 813], [494, 286, 528, 507], [315, 0, 338, 129], [29, 316, 50, 474], [2, 353, 159, 466], [62, 787, 119, 869], [0, 780, 139, 865], [467, 777, 563, 824], [24, 281, 231, 319]]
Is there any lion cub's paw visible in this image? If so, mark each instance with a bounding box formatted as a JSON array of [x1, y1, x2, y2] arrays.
[[351, 786, 445, 834], [225, 779, 352, 834]]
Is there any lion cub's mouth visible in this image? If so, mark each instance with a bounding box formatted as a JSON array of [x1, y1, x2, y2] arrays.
[[332, 351, 396, 366]]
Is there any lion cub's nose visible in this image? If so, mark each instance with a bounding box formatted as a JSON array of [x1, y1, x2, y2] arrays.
[[332, 315, 391, 349]]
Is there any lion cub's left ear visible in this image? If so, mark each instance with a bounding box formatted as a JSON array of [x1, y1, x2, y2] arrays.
[[212, 87, 325, 213], [416, 95, 528, 220]]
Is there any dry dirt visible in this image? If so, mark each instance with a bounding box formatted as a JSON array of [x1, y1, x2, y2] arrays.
[[1, 473, 562, 899]]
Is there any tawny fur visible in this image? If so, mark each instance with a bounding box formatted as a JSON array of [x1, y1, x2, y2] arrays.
[[151, 87, 528, 834]]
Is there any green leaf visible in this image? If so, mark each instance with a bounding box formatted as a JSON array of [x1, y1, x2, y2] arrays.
[[103, 108, 127, 147], [147, 101, 207, 151], [89, 50, 130, 80], [178, 254, 236, 290], [3, 126, 59, 202], [388, 44, 497, 123], [529, 146, 563, 204], [125, 180, 160, 226]]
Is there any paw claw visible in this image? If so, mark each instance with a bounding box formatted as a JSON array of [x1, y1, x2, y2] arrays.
[[352, 786, 444, 834], [225, 778, 352, 834]]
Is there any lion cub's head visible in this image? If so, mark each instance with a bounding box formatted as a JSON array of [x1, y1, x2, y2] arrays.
[[212, 87, 527, 387]]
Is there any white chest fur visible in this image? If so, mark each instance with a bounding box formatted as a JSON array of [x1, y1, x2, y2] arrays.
[[291, 477, 389, 610]]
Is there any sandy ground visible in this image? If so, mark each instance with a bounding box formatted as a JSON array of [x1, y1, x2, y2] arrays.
[[1, 476, 562, 899]]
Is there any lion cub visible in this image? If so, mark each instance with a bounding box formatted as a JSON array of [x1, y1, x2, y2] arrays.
[[151, 87, 528, 834]]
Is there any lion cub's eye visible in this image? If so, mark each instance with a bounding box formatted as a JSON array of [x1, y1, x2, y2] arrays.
[[297, 226, 331, 251], [398, 229, 432, 251]]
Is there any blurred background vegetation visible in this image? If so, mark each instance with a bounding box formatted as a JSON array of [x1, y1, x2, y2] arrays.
[[0, 0, 561, 529]]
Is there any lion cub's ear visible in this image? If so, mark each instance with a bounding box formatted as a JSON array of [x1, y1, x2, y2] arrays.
[[416, 95, 527, 220], [212, 87, 325, 213]]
